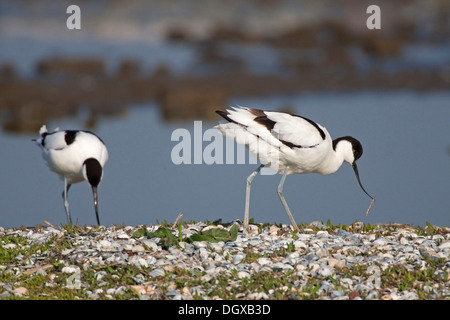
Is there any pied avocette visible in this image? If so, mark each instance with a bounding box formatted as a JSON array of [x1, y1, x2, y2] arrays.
[[33, 125, 108, 225], [215, 107, 374, 231]]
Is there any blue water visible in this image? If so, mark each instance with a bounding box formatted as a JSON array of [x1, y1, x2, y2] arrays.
[[1, 90, 449, 228], [1, 1, 449, 228]]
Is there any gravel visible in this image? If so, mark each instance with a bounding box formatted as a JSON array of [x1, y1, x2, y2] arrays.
[[0, 222, 448, 300]]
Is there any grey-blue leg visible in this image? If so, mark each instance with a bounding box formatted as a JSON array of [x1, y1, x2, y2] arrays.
[[277, 167, 299, 231], [62, 178, 72, 224], [244, 164, 264, 228]]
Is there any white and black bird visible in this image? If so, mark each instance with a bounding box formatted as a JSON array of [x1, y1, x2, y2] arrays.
[[33, 125, 108, 225], [215, 107, 374, 231]]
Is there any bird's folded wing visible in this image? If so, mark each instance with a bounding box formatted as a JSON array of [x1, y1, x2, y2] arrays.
[[264, 111, 326, 149], [224, 107, 326, 149]]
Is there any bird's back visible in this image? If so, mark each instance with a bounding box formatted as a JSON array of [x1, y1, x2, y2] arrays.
[[216, 107, 333, 174], [216, 107, 327, 148]]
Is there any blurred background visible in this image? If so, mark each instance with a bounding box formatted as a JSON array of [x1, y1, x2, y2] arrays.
[[0, 0, 449, 228]]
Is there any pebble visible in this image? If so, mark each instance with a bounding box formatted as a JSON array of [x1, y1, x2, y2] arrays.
[[142, 239, 159, 252], [315, 248, 329, 258], [238, 271, 251, 279], [13, 287, 28, 296], [257, 258, 271, 266], [61, 265, 80, 274], [319, 267, 333, 277], [232, 254, 246, 264], [0, 222, 448, 300], [149, 268, 165, 277], [294, 240, 307, 249]]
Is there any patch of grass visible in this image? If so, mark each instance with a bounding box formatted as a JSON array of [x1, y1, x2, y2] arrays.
[[414, 222, 447, 236], [204, 270, 300, 300], [132, 224, 238, 249], [0, 235, 53, 265], [380, 264, 448, 298]]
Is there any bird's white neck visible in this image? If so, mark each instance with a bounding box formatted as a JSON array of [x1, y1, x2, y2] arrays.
[[317, 140, 354, 175]]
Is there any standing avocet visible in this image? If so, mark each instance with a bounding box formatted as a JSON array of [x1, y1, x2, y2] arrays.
[[215, 107, 374, 231], [34, 125, 108, 225]]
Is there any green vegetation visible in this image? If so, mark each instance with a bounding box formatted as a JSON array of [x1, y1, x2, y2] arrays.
[[132, 223, 238, 248]]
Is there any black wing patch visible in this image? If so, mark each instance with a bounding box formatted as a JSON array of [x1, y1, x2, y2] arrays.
[[216, 110, 236, 124], [63, 130, 105, 146], [64, 130, 78, 145], [253, 115, 276, 131]]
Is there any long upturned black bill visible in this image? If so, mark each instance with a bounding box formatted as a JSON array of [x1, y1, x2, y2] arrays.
[[352, 163, 374, 200], [92, 186, 100, 225]]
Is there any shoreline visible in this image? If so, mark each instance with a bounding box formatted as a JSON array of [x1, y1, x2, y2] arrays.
[[0, 221, 448, 300]]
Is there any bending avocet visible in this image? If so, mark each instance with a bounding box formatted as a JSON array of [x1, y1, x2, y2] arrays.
[[215, 107, 374, 231]]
